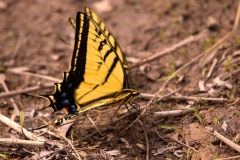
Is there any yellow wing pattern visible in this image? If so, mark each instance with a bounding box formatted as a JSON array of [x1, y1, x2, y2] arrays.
[[43, 8, 139, 125], [69, 7, 130, 72]]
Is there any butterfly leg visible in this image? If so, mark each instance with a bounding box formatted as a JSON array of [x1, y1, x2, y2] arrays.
[[124, 104, 134, 125], [129, 102, 141, 115]]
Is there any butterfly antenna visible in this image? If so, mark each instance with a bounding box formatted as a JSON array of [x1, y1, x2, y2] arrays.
[[31, 123, 50, 131]]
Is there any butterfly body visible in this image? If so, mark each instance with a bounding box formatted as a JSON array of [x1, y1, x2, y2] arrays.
[[43, 7, 139, 125]]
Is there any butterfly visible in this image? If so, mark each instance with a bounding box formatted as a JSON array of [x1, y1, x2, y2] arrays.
[[42, 7, 139, 125]]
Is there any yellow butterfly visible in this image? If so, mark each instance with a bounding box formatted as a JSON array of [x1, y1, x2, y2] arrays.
[[42, 7, 139, 125]]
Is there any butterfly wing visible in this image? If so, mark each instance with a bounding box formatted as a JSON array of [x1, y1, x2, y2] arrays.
[[70, 12, 128, 105]]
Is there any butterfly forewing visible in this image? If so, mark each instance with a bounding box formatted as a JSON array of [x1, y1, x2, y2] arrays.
[[71, 13, 126, 105]]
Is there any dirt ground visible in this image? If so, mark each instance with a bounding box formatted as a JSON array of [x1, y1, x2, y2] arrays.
[[1, 0, 240, 159]]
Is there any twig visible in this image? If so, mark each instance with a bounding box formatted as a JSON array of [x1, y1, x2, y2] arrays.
[[213, 130, 240, 153], [131, 30, 208, 68], [141, 93, 227, 102], [233, 0, 240, 31], [216, 155, 240, 160], [81, 129, 99, 140], [171, 137, 198, 152], [86, 113, 102, 135], [206, 58, 218, 79], [154, 109, 189, 118], [0, 74, 20, 115], [220, 48, 231, 64], [0, 138, 44, 147], [37, 127, 62, 139], [138, 120, 149, 160], [8, 68, 61, 82], [169, 95, 227, 102], [39, 147, 67, 159], [154, 129, 166, 141], [0, 83, 54, 99], [223, 67, 240, 81], [155, 88, 181, 102], [0, 113, 46, 142], [154, 106, 208, 118]]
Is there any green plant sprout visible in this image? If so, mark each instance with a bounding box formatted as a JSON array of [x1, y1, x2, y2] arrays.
[[213, 116, 220, 125], [225, 85, 236, 99], [204, 36, 216, 49], [225, 58, 232, 71], [180, 0, 186, 7], [0, 66, 6, 72], [195, 114, 203, 124], [0, 152, 8, 160], [189, 107, 203, 124], [20, 111, 25, 128], [158, 55, 177, 81], [186, 148, 191, 160], [170, 9, 179, 17], [164, 153, 172, 159], [223, 3, 229, 12], [196, 97, 207, 106], [73, 132, 81, 140], [160, 125, 180, 133], [234, 137, 240, 144], [7, 31, 14, 37], [211, 151, 218, 160], [182, 48, 189, 62], [236, 38, 240, 47], [18, 101, 24, 110], [158, 102, 166, 108], [165, 55, 176, 76], [201, 68, 207, 77], [159, 29, 165, 42]]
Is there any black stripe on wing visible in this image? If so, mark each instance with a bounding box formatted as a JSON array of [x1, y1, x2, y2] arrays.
[[103, 57, 119, 85], [70, 13, 88, 81]]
